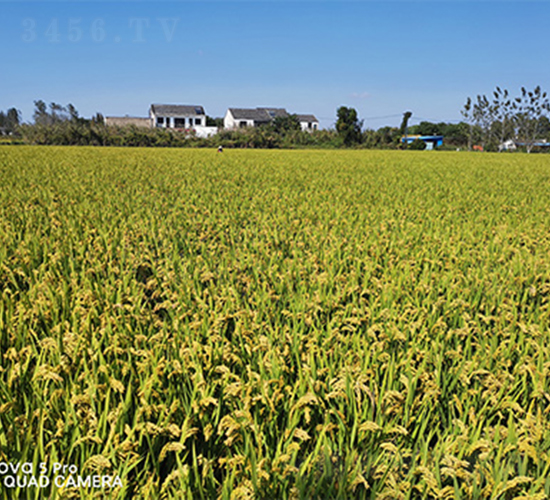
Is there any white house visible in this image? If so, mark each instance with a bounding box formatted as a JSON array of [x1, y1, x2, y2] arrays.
[[150, 104, 206, 129], [296, 114, 319, 132], [224, 107, 319, 131], [224, 108, 289, 129], [149, 104, 218, 137]]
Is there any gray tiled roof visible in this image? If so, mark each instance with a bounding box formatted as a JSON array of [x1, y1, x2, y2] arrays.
[[150, 104, 205, 117], [259, 108, 289, 119], [296, 114, 319, 123], [229, 108, 288, 121], [229, 108, 270, 121]]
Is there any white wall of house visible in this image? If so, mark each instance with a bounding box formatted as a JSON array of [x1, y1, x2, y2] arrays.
[[300, 121, 319, 132], [223, 110, 233, 129], [224, 110, 255, 130], [150, 110, 205, 129], [190, 116, 206, 128], [239, 119, 255, 128]]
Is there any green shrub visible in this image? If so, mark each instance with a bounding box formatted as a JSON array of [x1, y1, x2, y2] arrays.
[[409, 138, 427, 150]]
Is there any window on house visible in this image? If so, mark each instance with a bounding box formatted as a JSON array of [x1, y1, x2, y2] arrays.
[[308, 122, 312, 129], [239, 121, 247, 128], [195, 118, 201, 126], [157, 117, 164, 126], [313, 123, 318, 130], [174, 118, 185, 128]]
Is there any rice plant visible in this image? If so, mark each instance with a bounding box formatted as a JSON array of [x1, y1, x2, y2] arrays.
[[1, 146, 550, 499]]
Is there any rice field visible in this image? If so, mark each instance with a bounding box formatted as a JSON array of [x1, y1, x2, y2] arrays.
[[1, 146, 550, 499]]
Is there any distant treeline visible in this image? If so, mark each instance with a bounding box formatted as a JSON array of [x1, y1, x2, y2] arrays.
[[2, 98, 550, 151], [11, 121, 505, 150], [3, 116, 473, 150]]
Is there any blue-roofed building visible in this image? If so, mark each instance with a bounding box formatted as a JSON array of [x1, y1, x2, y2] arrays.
[[401, 135, 444, 150], [500, 140, 550, 152], [515, 141, 550, 148]]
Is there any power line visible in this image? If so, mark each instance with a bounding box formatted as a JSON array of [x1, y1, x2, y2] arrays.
[[363, 114, 403, 121], [318, 113, 405, 121], [318, 113, 463, 124], [410, 116, 462, 124]]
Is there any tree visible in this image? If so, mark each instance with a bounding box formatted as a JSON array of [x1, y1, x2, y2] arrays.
[[442, 122, 469, 146], [512, 86, 550, 153], [399, 111, 412, 148], [413, 121, 441, 136], [409, 138, 426, 150], [33, 100, 49, 125], [6, 107, 20, 124], [373, 126, 401, 148], [472, 94, 496, 150], [272, 114, 300, 135], [462, 94, 499, 151], [463, 86, 550, 153], [49, 102, 68, 122], [206, 116, 224, 128], [336, 106, 362, 146], [461, 97, 474, 150], [91, 113, 105, 124], [538, 116, 550, 140], [0, 110, 18, 133], [32, 100, 82, 126], [491, 87, 514, 150], [67, 103, 79, 121]]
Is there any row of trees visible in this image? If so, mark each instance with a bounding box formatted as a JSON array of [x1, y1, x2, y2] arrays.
[[334, 107, 471, 149], [335, 87, 550, 152], [3, 94, 550, 151], [461, 86, 550, 152], [18, 115, 343, 149], [0, 108, 21, 135], [32, 100, 105, 126], [4, 101, 418, 149]]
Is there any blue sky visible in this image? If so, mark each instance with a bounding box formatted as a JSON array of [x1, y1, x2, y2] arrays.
[[1, 1, 548, 129]]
